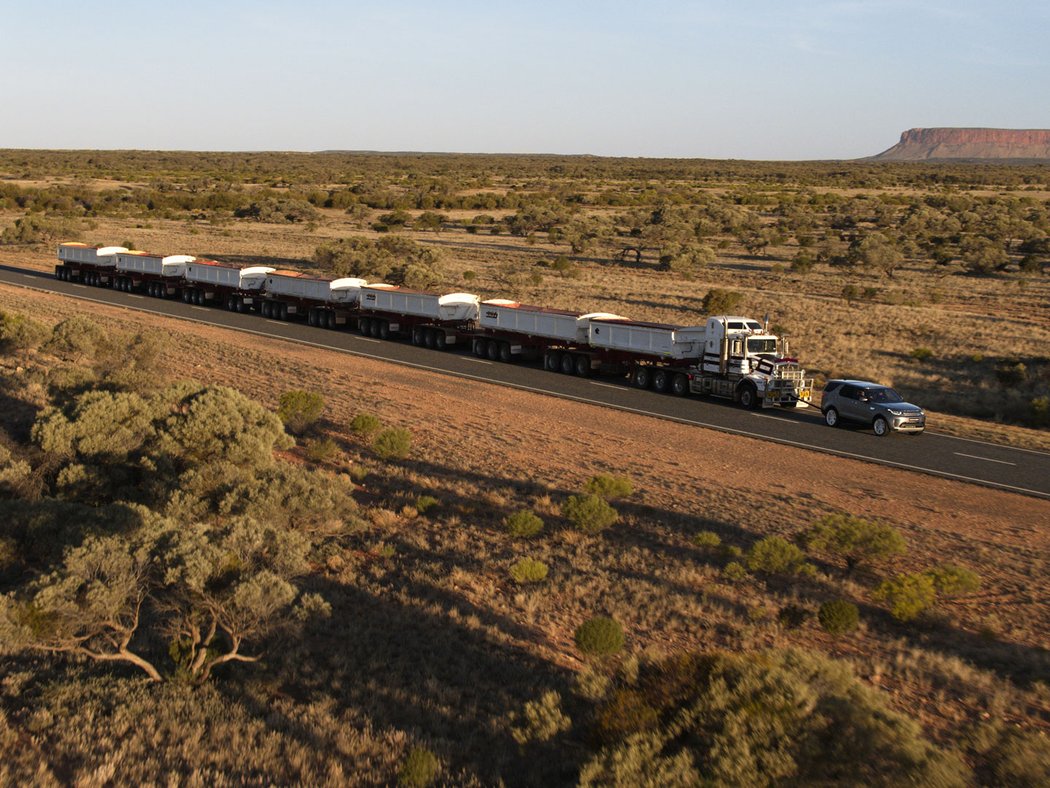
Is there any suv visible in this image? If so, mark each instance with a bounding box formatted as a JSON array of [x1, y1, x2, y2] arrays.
[[820, 380, 925, 436]]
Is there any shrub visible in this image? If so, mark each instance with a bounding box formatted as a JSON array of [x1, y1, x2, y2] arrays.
[[693, 530, 721, 549], [817, 599, 860, 635], [510, 691, 572, 745], [584, 474, 634, 500], [0, 311, 49, 354], [909, 347, 934, 361], [510, 558, 549, 585], [562, 494, 618, 534], [746, 536, 806, 575], [398, 747, 440, 788], [701, 288, 743, 314], [303, 437, 338, 463], [575, 616, 625, 658], [349, 412, 382, 435], [875, 573, 937, 622], [924, 564, 981, 597], [504, 510, 544, 538], [414, 495, 439, 515], [277, 390, 325, 434], [372, 427, 412, 460], [800, 514, 906, 573], [722, 561, 749, 582]]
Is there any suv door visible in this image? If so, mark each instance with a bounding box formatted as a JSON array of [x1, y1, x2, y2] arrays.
[[837, 384, 863, 423]]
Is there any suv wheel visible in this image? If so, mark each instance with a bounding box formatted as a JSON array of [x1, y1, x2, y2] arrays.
[[872, 416, 889, 436], [823, 407, 839, 427]]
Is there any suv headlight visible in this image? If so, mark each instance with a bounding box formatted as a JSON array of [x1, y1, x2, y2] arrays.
[[887, 408, 905, 416]]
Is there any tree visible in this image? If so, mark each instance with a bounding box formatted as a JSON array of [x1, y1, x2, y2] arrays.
[[875, 573, 937, 622], [800, 514, 905, 574], [562, 494, 618, 534], [849, 232, 904, 277], [701, 288, 744, 314], [277, 390, 325, 435]]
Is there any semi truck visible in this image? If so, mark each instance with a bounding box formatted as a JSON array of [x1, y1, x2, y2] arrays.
[[358, 285, 481, 348], [260, 271, 369, 329], [55, 243, 128, 286], [114, 251, 195, 297], [182, 260, 275, 312]]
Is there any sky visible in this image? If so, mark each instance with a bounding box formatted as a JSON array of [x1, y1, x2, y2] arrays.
[[1, 0, 1048, 159]]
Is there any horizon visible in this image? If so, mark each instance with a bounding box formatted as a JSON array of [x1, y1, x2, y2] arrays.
[[3, 1, 1049, 159]]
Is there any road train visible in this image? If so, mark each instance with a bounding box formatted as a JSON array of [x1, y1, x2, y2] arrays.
[[55, 242, 813, 409]]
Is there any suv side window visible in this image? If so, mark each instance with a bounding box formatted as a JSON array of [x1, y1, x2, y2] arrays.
[[839, 384, 859, 399], [823, 381, 842, 394]]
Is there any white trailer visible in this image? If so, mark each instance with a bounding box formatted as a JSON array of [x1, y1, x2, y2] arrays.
[[357, 285, 480, 347], [181, 260, 276, 310], [258, 272, 367, 328], [586, 318, 707, 360], [113, 251, 194, 297], [55, 243, 128, 285]]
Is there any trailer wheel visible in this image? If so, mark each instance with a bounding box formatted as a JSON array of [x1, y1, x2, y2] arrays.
[[378, 321, 390, 340], [487, 340, 500, 361], [370, 320, 383, 338], [738, 382, 758, 410], [435, 331, 447, 350], [358, 317, 371, 335], [671, 374, 689, 397], [632, 366, 652, 389], [653, 369, 670, 393], [546, 351, 561, 371], [325, 312, 336, 329], [500, 342, 513, 364], [574, 354, 590, 376], [559, 353, 575, 375], [423, 328, 436, 348]]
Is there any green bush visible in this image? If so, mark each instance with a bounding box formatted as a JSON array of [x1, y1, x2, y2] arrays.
[[875, 573, 937, 622], [277, 390, 325, 434], [746, 536, 806, 575], [817, 599, 860, 636], [693, 530, 721, 549], [504, 510, 544, 538], [398, 746, 440, 787], [701, 288, 744, 314], [722, 561, 749, 582], [510, 690, 572, 745], [778, 604, 810, 630], [349, 412, 382, 435], [414, 495, 439, 515], [0, 311, 49, 354], [372, 427, 412, 460], [509, 558, 549, 585], [303, 437, 338, 462], [924, 564, 981, 596], [575, 616, 625, 658], [800, 514, 906, 573], [584, 474, 634, 499], [910, 347, 934, 361], [562, 493, 618, 534]]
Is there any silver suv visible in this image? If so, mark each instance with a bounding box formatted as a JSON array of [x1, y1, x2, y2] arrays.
[[821, 380, 925, 436]]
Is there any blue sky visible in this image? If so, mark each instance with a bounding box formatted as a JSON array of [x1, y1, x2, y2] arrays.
[[2, 1, 1048, 158]]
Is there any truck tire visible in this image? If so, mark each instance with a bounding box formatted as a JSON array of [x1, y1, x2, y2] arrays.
[[632, 366, 651, 389], [823, 407, 839, 427], [546, 351, 561, 372], [653, 369, 670, 393], [487, 340, 500, 360], [560, 353, 575, 374], [435, 331, 447, 350], [379, 321, 390, 340], [872, 416, 890, 436], [424, 328, 436, 348], [671, 374, 689, 397], [738, 383, 758, 410], [500, 342, 513, 364], [574, 354, 590, 376]]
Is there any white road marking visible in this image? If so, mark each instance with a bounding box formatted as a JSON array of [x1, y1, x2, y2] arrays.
[[953, 452, 1017, 466], [266, 320, 286, 325], [22, 274, 36, 279], [5, 276, 1049, 501], [469, 358, 492, 364], [355, 337, 381, 343], [590, 381, 622, 389], [127, 294, 144, 299], [191, 306, 209, 311], [752, 413, 796, 423], [932, 431, 1050, 457]]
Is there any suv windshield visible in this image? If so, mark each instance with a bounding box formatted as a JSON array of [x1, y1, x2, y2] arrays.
[[747, 338, 777, 354], [866, 387, 904, 404]]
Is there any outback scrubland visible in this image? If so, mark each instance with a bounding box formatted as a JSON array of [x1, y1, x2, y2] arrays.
[[0, 151, 1048, 785]]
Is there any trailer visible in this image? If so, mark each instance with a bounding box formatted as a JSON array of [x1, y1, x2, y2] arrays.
[[358, 285, 480, 348], [182, 260, 275, 311], [113, 251, 194, 297], [55, 243, 128, 286], [259, 271, 367, 328]]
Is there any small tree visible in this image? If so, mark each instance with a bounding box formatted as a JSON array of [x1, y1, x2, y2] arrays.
[[702, 288, 744, 314], [398, 747, 440, 788], [563, 494, 618, 534], [277, 390, 325, 435], [924, 565, 981, 597], [800, 514, 906, 574], [575, 616, 624, 658], [818, 599, 860, 636], [504, 510, 544, 538], [509, 558, 549, 585], [349, 412, 383, 435], [584, 474, 634, 500], [746, 536, 806, 575]]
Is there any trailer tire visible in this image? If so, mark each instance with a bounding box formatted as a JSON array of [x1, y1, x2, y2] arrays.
[[546, 351, 561, 371], [500, 343, 513, 364], [632, 366, 652, 389], [378, 321, 390, 340], [671, 374, 689, 397], [574, 354, 590, 376], [435, 331, 447, 350], [738, 383, 758, 410], [370, 320, 383, 338], [326, 312, 336, 329], [423, 328, 436, 348], [484, 340, 498, 361], [559, 353, 574, 374], [653, 369, 670, 393]]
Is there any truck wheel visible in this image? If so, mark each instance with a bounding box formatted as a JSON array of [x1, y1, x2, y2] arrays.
[[671, 374, 689, 397], [487, 340, 500, 360], [560, 353, 576, 374], [823, 407, 839, 427], [424, 328, 436, 348], [546, 351, 561, 371], [873, 416, 890, 437], [653, 369, 670, 393], [435, 331, 447, 350], [379, 322, 390, 339], [574, 354, 590, 376], [738, 383, 758, 410], [632, 366, 651, 389]]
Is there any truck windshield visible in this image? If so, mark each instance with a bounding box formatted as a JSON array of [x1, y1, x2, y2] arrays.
[[747, 338, 777, 354]]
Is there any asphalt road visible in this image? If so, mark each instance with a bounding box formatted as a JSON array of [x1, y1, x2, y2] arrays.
[[4, 263, 1050, 500]]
